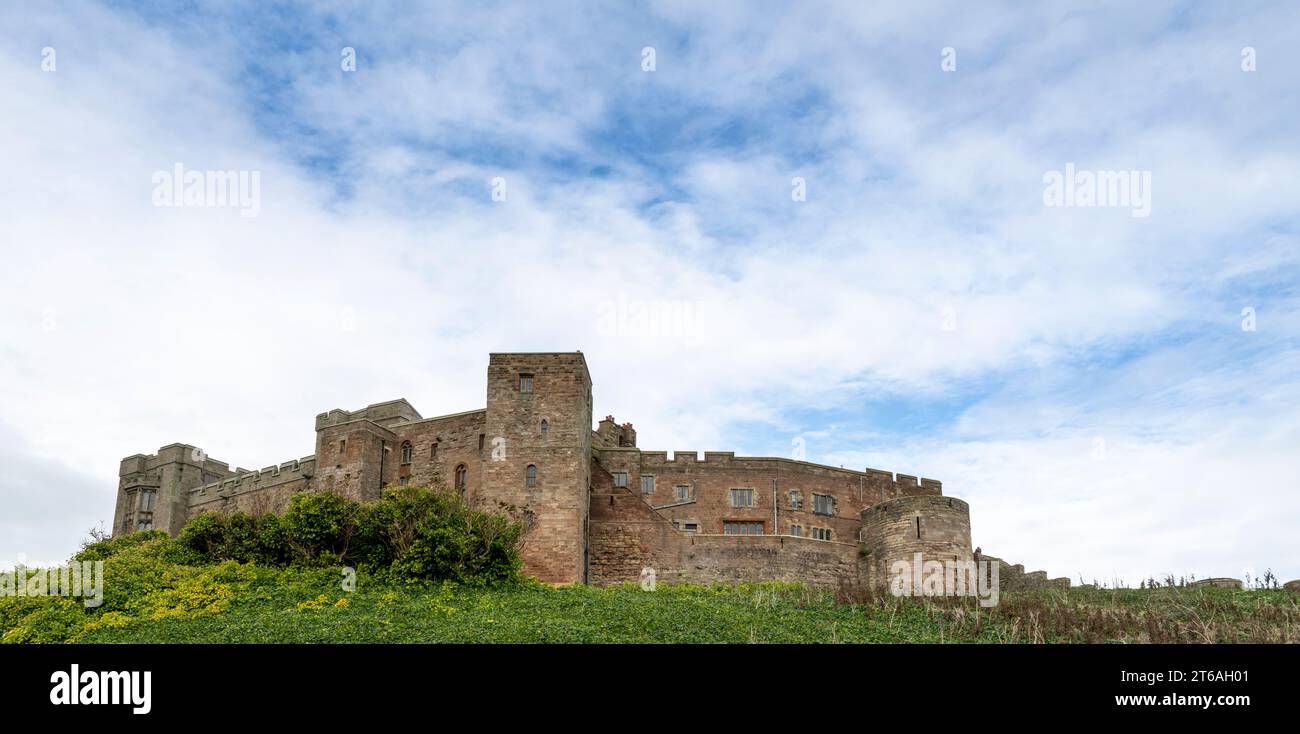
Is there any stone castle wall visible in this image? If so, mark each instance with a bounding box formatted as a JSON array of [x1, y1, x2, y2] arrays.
[[587, 466, 863, 588], [112, 351, 1059, 592]]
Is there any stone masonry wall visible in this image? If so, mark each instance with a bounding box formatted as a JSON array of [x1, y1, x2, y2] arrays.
[[481, 353, 593, 585], [594, 445, 942, 543], [384, 409, 487, 499], [588, 459, 864, 588], [861, 495, 973, 587]]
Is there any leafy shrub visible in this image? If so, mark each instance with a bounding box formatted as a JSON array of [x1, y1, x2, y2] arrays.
[[178, 512, 288, 565], [0, 598, 88, 644], [377, 486, 522, 586], [75, 529, 172, 562], [170, 486, 523, 586], [177, 514, 227, 559], [280, 492, 374, 565]]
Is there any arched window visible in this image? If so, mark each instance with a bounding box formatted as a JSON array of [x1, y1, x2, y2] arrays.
[[400, 441, 413, 464], [540, 419, 549, 435], [526, 464, 537, 488], [455, 464, 467, 494]]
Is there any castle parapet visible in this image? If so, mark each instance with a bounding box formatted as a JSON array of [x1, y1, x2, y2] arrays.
[[190, 456, 315, 499], [316, 400, 422, 430]]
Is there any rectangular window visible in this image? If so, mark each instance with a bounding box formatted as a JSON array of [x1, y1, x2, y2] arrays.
[[612, 471, 628, 488], [519, 373, 534, 393], [788, 490, 802, 510], [724, 521, 764, 535], [729, 488, 755, 508], [790, 525, 802, 537], [675, 484, 690, 501], [640, 475, 655, 495], [683, 523, 698, 533], [139, 489, 156, 512], [812, 527, 833, 541], [813, 494, 835, 516]]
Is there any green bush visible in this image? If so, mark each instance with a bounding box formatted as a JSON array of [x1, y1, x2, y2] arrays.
[[170, 487, 523, 586], [255, 513, 290, 565], [378, 486, 522, 586], [178, 511, 292, 566], [281, 492, 372, 566], [177, 514, 227, 559], [0, 598, 88, 644], [75, 529, 172, 562]]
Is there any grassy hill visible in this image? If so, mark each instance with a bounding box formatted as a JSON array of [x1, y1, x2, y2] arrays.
[[5, 546, 1297, 644]]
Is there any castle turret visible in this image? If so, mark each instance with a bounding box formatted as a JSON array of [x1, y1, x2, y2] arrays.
[[114, 444, 234, 536], [860, 495, 974, 589]]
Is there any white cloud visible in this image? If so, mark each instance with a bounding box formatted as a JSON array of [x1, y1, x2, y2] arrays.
[[0, 1, 1296, 581]]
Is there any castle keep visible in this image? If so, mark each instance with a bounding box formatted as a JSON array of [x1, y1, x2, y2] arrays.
[[113, 352, 1063, 589]]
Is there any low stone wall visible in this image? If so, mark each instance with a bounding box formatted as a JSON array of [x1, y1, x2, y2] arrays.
[[674, 535, 861, 588], [977, 553, 1070, 591], [1189, 577, 1243, 590]]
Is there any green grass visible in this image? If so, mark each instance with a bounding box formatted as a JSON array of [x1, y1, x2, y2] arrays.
[[74, 573, 978, 644], [6, 537, 1297, 643], [69, 573, 1300, 644]]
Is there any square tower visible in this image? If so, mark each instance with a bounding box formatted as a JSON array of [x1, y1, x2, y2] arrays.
[[481, 352, 593, 584]]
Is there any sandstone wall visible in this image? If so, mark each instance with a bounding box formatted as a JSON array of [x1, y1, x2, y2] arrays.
[[588, 460, 864, 588], [593, 446, 941, 543], [481, 352, 593, 585], [861, 495, 973, 587]]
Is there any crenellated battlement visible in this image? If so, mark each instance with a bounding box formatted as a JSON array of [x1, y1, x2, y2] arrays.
[[189, 456, 315, 498], [315, 399, 422, 430], [629, 450, 941, 491]]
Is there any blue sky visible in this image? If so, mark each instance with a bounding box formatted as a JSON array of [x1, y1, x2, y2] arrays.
[[1, 0, 1298, 584]]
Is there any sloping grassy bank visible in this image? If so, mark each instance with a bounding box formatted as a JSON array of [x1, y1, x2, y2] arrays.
[[5, 542, 1296, 643]]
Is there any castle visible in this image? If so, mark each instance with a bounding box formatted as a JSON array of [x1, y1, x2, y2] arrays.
[[113, 352, 1065, 589]]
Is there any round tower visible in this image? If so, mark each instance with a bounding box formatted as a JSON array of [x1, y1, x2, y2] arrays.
[[860, 495, 973, 590]]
